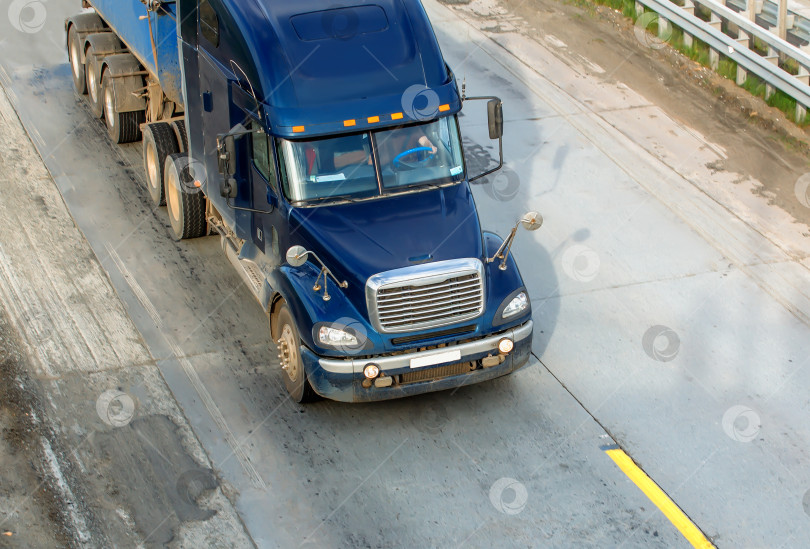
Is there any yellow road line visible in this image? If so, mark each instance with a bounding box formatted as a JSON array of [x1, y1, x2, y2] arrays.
[[604, 447, 715, 549]]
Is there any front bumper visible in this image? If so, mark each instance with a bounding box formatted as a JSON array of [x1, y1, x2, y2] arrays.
[[300, 320, 533, 402]]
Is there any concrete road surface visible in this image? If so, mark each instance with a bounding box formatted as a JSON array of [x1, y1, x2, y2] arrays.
[[0, 0, 809, 546]]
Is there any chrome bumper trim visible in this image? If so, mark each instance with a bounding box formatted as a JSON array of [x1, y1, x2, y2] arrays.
[[317, 320, 532, 374]]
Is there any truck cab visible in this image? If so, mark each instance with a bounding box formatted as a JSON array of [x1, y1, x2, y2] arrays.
[[66, 0, 540, 402]]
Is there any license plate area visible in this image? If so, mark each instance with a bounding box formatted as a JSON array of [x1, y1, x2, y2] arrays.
[[409, 349, 462, 369]]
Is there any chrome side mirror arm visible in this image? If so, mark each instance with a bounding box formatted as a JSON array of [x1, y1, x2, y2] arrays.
[[486, 211, 543, 271], [286, 246, 348, 301]]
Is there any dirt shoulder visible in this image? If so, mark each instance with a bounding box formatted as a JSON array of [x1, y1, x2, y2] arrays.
[[0, 76, 254, 547], [0, 311, 66, 548], [446, 0, 810, 226]]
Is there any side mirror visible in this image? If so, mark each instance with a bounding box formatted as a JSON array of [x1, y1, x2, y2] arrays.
[[216, 123, 280, 212], [487, 99, 503, 139], [465, 94, 505, 182], [217, 135, 236, 176], [286, 245, 308, 267], [217, 135, 238, 198]]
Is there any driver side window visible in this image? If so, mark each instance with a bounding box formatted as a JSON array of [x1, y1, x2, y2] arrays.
[[199, 0, 220, 47], [252, 127, 276, 188]]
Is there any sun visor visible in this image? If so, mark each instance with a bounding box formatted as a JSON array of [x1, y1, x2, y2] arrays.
[[291, 6, 389, 41]]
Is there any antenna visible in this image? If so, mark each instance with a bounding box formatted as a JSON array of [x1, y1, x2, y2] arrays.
[[230, 60, 258, 104]]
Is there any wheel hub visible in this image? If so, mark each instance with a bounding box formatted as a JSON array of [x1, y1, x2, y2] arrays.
[[105, 86, 115, 123], [146, 145, 158, 189], [70, 42, 80, 78], [166, 170, 180, 220], [88, 65, 97, 101], [276, 325, 299, 382]]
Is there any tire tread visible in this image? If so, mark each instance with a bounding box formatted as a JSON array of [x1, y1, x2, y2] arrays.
[[165, 153, 207, 240], [102, 71, 143, 144], [143, 122, 179, 206], [173, 119, 189, 152]]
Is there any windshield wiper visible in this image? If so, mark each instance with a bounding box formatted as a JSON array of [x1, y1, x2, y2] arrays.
[[293, 194, 360, 207], [389, 180, 451, 194]]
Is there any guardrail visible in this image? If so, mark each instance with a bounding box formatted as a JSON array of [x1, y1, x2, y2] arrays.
[[636, 0, 810, 119], [722, 0, 810, 48]]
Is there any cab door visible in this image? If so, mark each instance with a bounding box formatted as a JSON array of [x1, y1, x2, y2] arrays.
[[247, 120, 285, 265], [196, 0, 253, 238]]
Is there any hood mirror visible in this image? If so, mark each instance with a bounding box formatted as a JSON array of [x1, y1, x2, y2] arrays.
[[286, 245, 308, 267], [487, 210, 543, 271], [520, 211, 543, 231], [285, 246, 348, 301]]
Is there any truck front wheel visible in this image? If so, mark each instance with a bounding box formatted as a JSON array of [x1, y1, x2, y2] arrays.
[[163, 153, 207, 240], [273, 303, 318, 403]]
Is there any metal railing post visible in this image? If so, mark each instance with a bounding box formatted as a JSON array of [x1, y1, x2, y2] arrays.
[[777, 0, 788, 40], [737, 28, 750, 84]]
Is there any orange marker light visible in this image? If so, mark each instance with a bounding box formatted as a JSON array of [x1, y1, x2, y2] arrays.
[[344, 119, 356, 127], [368, 116, 380, 124], [292, 126, 305, 133], [194, 180, 203, 188], [439, 104, 450, 112], [391, 112, 404, 120]]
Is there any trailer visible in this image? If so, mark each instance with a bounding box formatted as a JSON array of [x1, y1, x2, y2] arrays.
[[64, 0, 541, 402]]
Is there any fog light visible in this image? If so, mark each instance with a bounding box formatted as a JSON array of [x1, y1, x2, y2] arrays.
[[363, 363, 380, 379], [498, 338, 514, 354]]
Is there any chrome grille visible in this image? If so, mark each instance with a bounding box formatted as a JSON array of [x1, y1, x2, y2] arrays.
[[367, 259, 485, 333]]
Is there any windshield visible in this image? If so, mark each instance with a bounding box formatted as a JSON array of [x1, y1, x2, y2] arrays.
[[277, 116, 465, 204]]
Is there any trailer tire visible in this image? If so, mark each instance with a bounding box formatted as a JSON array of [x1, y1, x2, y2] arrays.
[[143, 123, 179, 206], [273, 303, 319, 403], [102, 70, 144, 144], [172, 119, 188, 152], [164, 153, 207, 240], [85, 42, 105, 118], [68, 25, 86, 95]]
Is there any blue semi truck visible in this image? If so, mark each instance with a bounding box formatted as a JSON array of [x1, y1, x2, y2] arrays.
[[65, 0, 541, 402]]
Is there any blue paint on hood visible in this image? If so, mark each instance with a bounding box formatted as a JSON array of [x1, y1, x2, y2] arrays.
[[288, 183, 483, 309]]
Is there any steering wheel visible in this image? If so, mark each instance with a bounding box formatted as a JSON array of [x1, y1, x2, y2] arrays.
[[393, 146, 435, 170]]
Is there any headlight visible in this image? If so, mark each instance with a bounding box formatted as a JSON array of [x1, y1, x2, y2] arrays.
[[502, 292, 528, 319], [318, 326, 358, 347]]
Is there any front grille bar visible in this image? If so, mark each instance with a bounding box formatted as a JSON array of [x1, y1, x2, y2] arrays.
[[366, 258, 485, 334]]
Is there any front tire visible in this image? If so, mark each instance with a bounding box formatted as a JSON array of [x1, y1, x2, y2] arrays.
[[273, 303, 318, 403], [102, 70, 143, 144], [68, 26, 86, 95], [164, 153, 207, 240]]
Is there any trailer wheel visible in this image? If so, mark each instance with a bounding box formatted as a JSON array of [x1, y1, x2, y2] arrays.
[[164, 153, 207, 240], [68, 26, 86, 95], [273, 303, 318, 403], [85, 43, 104, 118], [101, 70, 144, 144], [143, 123, 178, 206], [172, 119, 189, 152]]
